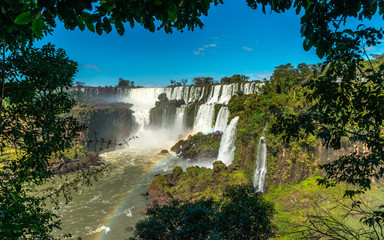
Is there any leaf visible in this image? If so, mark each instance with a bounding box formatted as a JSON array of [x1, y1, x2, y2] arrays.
[[300, 23, 307, 36], [96, 21, 102, 35], [10, 193, 18, 203], [303, 38, 312, 51], [115, 20, 125, 36], [167, 8, 177, 21], [85, 19, 95, 33], [343, 29, 355, 37], [149, 20, 155, 32], [78, 17, 86, 31], [15, 11, 33, 25], [32, 18, 44, 36], [306, 0, 313, 10]]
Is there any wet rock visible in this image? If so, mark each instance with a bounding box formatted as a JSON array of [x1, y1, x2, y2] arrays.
[[140, 207, 148, 215], [159, 149, 169, 154]]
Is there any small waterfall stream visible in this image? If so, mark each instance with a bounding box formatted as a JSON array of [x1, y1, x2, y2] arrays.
[[174, 107, 187, 136], [214, 107, 230, 132], [253, 136, 267, 192], [217, 116, 239, 166]]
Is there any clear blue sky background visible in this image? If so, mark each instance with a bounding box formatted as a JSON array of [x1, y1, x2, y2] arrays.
[[36, 0, 384, 87]]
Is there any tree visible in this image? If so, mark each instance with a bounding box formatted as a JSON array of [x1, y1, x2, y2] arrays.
[[131, 185, 276, 240], [169, 79, 188, 87], [75, 81, 85, 87], [192, 76, 215, 86], [181, 78, 188, 86], [0, 44, 84, 238], [118, 78, 130, 87], [220, 74, 249, 84]]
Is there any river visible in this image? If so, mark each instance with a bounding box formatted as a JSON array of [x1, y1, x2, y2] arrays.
[[48, 148, 174, 239], [48, 148, 214, 240]]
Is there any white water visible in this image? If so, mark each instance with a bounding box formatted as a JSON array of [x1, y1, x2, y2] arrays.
[[84, 82, 260, 136], [207, 85, 222, 104], [174, 107, 187, 137], [217, 116, 239, 166], [214, 107, 230, 132], [253, 137, 267, 192], [193, 104, 216, 133]]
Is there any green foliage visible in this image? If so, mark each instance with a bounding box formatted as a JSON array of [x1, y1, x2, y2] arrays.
[[117, 78, 131, 87], [171, 132, 222, 159], [132, 185, 276, 240], [192, 76, 216, 86], [150, 162, 250, 203], [221, 74, 249, 84], [0, 44, 84, 238]]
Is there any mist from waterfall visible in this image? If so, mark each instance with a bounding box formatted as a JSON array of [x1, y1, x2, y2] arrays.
[[253, 136, 267, 192], [217, 116, 239, 166]]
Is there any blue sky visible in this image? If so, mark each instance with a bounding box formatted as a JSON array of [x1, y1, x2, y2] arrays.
[[36, 1, 384, 87]]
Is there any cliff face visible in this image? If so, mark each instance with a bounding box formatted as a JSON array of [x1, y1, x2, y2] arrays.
[[50, 100, 135, 174], [71, 103, 134, 150], [149, 99, 185, 128]]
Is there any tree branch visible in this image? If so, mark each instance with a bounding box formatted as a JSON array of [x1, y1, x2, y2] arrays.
[[0, 40, 5, 115]]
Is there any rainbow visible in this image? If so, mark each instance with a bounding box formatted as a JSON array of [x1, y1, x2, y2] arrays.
[[93, 152, 171, 240]]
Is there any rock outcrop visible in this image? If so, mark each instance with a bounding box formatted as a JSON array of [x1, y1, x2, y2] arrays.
[[170, 131, 222, 160]]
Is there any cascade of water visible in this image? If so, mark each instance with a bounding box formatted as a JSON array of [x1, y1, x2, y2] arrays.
[[253, 136, 267, 192], [217, 116, 239, 166], [98, 83, 259, 145], [119, 88, 166, 132], [207, 85, 222, 104], [193, 104, 216, 133], [218, 83, 239, 104], [174, 107, 187, 136], [214, 107, 230, 132]]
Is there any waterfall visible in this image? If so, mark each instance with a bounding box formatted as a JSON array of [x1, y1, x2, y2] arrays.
[[217, 116, 239, 166], [207, 85, 222, 104], [193, 104, 216, 133], [174, 107, 187, 137], [253, 137, 267, 192], [214, 107, 229, 132], [80, 82, 260, 147]]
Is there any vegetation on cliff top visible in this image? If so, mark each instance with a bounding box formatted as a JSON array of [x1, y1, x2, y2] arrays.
[[170, 132, 223, 160], [149, 161, 250, 204]]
